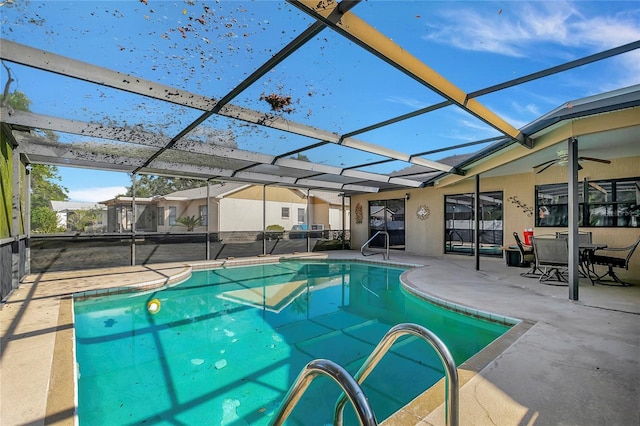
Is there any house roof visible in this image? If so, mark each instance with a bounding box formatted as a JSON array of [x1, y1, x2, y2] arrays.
[[50, 201, 105, 212], [309, 190, 350, 206], [99, 197, 157, 205], [164, 183, 350, 205], [164, 182, 249, 200]]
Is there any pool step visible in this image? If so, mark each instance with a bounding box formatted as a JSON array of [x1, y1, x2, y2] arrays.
[[273, 319, 334, 344], [295, 327, 375, 367], [310, 309, 372, 330], [275, 311, 448, 424]]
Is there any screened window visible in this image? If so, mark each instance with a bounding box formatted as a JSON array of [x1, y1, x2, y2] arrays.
[[281, 207, 289, 219], [297, 208, 305, 223], [168, 206, 177, 226], [536, 178, 639, 227]]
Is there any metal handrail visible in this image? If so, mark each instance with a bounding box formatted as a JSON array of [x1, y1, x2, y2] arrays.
[[269, 359, 378, 426], [361, 231, 389, 260], [334, 323, 459, 426]]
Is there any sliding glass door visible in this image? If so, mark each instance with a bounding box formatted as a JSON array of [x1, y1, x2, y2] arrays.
[[368, 199, 405, 250], [444, 191, 503, 256]]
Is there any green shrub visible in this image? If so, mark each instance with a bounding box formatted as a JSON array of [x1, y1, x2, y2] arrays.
[[265, 224, 284, 240]]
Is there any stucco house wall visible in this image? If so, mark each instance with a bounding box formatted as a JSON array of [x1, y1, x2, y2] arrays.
[[350, 154, 640, 280]]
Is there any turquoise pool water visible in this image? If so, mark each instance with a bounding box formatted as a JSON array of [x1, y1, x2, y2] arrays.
[[74, 261, 511, 425]]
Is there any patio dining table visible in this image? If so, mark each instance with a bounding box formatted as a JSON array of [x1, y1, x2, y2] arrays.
[[523, 240, 607, 282]]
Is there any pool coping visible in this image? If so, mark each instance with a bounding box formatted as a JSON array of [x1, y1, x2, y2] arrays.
[[61, 254, 526, 425], [377, 270, 534, 425], [4, 251, 635, 426]]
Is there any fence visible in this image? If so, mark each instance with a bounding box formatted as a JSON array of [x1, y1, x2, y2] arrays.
[[1, 237, 28, 301], [28, 230, 351, 274]]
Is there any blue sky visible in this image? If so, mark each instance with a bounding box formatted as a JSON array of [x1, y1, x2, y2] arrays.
[[1, 1, 639, 202]]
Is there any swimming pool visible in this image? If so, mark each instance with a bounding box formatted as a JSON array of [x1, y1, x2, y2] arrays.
[[74, 260, 512, 425]]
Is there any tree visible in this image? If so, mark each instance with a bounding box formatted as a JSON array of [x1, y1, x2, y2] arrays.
[[30, 206, 63, 234], [124, 175, 207, 197], [0, 61, 69, 232], [290, 153, 310, 162], [67, 208, 103, 232], [29, 165, 69, 233], [0, 67, 69, 233], [30, 164, 68, 210], [2, 90, 30, 111]]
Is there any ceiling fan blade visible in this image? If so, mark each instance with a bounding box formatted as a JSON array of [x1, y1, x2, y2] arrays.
[[536, 161, 557, 174], [533, 159, 557, 169], [588, 182, 607, 194], [579, 156, 611, 164]]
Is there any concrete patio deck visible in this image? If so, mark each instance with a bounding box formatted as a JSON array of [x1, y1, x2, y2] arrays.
[[1, 251, 638, 425]]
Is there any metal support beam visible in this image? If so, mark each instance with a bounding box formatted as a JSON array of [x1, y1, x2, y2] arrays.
[[289, 0, 523, 143], [25, 164, 31, 275], [5, 111, 411, 192], [131, 174, 136, 266], [474, 175, 480, 271], [206, 181, 211, 261], [343, 41, 640, 149], [263, 185, 267, 256], [306, 189, 311, 252], [341, 193, 346, 250], [568, 137, 580, 301], [11, 143, 21, 290]]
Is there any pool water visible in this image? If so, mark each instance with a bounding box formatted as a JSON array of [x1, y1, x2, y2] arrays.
[[74, 261, 511, 425]]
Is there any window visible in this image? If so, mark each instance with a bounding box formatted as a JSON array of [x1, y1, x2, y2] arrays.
[[536, 178, 639, 227], [168, 206, 177, 226], [157, 207, 165, 226], [297, 208, 305, 223], [281, 207, 289, 219], [199, 205, 207, 226]]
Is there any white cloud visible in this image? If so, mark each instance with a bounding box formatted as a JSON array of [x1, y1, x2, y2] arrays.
[[68, 186, 127, 203], [385, 96, 429, 109], [423, 1, 640, 57]]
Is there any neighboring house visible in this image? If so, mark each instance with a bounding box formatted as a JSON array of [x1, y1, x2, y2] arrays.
[[50, 201, 108, 232], [100, 197, 159, 232], [100, 183, 350, 233]]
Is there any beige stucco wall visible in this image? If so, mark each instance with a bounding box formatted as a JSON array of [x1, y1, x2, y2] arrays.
[[154, 187, 349, 233], [227, 185, 305, 203], [310, 197, 329, 229], [351, 155, 640, 280]]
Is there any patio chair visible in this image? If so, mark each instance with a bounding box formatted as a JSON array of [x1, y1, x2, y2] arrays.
[[531, 236, 569, 284], [513, 232, 541, 277], [555, 231, 592, 244], [588, 236, 640, 286]]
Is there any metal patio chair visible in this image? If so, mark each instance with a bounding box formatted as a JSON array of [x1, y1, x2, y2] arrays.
[[588, 236, 640, 286], [513, 232, 542, 277], [555, 231, 593, 244], [531, 236, 569, 284]]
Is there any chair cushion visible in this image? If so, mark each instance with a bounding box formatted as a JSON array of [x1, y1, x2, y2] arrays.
[[590, 255, 626, 268]]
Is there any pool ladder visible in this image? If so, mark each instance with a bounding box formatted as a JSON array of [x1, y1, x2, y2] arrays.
[[269, 323, 459, 426], [361, 231, 390, 260]]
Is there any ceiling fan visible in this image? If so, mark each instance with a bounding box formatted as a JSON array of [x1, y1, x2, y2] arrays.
[[533, 149, 611, 174]]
